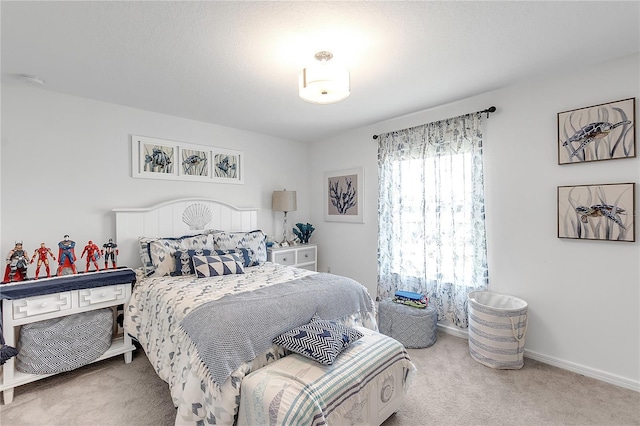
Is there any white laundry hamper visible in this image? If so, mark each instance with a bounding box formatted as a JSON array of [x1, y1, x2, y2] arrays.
[[467, 291, 528, 369]]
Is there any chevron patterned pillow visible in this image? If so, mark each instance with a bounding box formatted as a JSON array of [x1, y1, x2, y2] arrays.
[[273, 321, 363, 365], [192, 253, 245, 278]]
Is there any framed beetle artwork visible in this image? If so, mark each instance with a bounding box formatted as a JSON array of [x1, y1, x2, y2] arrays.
[[557, 98, 635, 164]]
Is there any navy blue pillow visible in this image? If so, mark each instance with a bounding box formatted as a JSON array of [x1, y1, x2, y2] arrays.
[[214, 248, 253, 268], [172, 249, 213, 276]]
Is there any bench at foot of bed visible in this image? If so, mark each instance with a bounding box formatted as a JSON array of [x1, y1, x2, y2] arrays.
[[237, 327, 416, 426]]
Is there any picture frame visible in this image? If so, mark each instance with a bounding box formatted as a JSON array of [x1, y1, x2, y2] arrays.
[[132, 135, 178, 180], [324, 167, 364, 223], [557, 182, 635, 242], [558, 98, 635, 164], [178, 143, 211, 182], [131, 135, 244, 184], [211, 147, 244, 184]]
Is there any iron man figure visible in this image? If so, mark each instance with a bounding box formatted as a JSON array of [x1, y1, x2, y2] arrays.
[[81, 240, 101, 273], [30, 243, 56, 279]]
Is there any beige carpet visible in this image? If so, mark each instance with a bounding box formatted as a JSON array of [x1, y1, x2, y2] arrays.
[[1, 331, 638, 426]]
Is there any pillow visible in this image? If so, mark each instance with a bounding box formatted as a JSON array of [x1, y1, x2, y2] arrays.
[[273, 320, 363, 365], [138, 233, 214, 276], [309, 316, 364, 349], [193, 253, 245, 278], [213, 248, 253, 268], [172, 249, 214, 276], [211, 230, 267, 266]]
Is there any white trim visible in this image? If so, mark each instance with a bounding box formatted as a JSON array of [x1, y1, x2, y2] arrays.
[[437, 324, 640, 393]]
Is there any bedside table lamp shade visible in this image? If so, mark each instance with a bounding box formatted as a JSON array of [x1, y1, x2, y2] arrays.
[[272, 190, 297, 244]]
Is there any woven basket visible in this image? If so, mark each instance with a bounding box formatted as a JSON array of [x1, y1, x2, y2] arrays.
[[467, 291, 528, 369], [16, 308, 113, 374]]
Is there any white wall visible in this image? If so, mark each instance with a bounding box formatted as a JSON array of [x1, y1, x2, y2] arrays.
[[310, 54, 640, 390], [1, 83, 312, 270]]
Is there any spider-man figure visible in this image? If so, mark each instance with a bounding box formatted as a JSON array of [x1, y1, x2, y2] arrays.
[[81, 240, 101, 272]]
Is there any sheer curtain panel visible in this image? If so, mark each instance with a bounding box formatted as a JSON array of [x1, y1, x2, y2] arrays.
[[377, 113, 489, 327]]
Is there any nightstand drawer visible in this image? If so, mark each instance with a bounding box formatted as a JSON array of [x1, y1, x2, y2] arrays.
[[13, 292, 72, 320], [272, 251, 296, 266], [78, 285, 127, 307], [297, 247, 316, 263]]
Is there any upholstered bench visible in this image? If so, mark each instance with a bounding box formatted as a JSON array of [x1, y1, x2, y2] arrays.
[[379, 298, 438, 348], [237, 327, 416, 426]]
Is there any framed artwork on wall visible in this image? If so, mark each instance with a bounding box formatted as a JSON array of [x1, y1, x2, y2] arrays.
[[211, 147, 244, 184], [179, 143, 211, 182], [557, 98, 635, 164], [324, 167, 364, 223], [131, 135, 243, 184], [557, 182, 635, 242]]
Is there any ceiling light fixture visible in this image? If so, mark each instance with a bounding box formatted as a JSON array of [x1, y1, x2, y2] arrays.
[[299, 51, 350, 104], [20, 74, 45, 86]]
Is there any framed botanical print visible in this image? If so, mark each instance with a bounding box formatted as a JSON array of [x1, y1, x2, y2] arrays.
[[324, 167, 364, 223]]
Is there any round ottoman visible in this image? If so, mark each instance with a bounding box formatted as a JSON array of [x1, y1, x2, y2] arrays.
[[378, 298, 437, 348]]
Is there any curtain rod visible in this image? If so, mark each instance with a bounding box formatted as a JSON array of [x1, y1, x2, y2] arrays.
[[372, 106, 497, 140]]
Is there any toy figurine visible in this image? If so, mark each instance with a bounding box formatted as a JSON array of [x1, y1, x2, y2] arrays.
[[30, 243, 56, 279], [81, 240, 101, 273], [102, 238, 118, 269], [4, 241, 29, 283], [57, 235, 78, 276]]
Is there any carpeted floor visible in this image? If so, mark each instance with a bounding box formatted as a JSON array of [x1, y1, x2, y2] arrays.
[[1, 331, 638, 426]]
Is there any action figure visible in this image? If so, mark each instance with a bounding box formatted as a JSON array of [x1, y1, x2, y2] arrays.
[[57, 235, 77, 276], [4, 241, 29, 282], [30, 243, 56, 279], [102, 238, 119, 269], [81, 240, 101, 273]]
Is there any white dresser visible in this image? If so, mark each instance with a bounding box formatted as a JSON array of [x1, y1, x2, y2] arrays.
[[1, 279, 135, 404], [267, 244, 317, 271]]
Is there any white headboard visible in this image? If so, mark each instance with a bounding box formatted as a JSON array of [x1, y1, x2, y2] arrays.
[[113, 198, 260, 269]]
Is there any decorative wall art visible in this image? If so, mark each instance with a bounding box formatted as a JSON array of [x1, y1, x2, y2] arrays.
[[131, 135, 243, 184], [558, 98, 635, 164], [324, 167, 364, 223], [557, 182, 635, 242], [212, 147, 244, 184]]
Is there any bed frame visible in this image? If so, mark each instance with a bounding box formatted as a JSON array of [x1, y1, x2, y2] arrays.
[[113, 198, 260, 269]]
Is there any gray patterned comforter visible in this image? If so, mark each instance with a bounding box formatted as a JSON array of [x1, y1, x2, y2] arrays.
[[123, 263, 377, 426]]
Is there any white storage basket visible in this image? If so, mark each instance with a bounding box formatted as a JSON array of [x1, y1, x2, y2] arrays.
[[467, 291, 528, 369]]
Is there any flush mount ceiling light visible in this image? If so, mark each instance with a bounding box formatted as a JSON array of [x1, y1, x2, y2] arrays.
[[299, 51, 350, 104]]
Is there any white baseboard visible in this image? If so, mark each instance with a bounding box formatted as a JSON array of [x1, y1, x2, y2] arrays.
[[436, 324, 640, 393]]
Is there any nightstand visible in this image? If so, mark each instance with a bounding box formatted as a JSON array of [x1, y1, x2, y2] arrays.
[[267, 244, 317, 271]]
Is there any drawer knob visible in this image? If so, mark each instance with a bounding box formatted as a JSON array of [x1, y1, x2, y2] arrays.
[[304, 254, 309, 258], [100, 292, 107, 297], [40, 303, 47, 308], [282, 258, 287, 262]]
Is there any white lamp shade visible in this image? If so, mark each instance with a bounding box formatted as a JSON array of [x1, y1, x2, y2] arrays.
[[272, 190, 297, 212], [299, 62, 350, 104]]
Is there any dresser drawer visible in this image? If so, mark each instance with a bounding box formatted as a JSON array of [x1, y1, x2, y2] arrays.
[[272, 251, 296, 266], [297, 247, 316, 263], [78, 285, 127, 307], [13, 292, 72, 320]]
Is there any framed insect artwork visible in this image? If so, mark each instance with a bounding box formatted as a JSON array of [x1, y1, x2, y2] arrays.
[[557, 98, 635, 164], [557, 183, 635, 242]]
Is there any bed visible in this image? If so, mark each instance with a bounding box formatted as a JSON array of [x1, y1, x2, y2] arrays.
[[116, 199, 378, 425]]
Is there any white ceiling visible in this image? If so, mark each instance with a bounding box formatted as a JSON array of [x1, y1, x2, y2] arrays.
[[2, 1, 639, 143]]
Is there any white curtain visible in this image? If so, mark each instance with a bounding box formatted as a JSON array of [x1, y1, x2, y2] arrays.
[[377, 113, 489, 327]]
